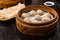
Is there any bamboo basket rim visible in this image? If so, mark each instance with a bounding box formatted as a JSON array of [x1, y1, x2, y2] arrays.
[[0, 0, 25, 8]]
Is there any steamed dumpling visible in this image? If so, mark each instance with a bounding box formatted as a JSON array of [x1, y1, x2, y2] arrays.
[[43, 12, 51, 18], [21, 13, 29, 18], [36, 9, 43, 15], [41, 17, 50, 22], [34, 14, 41, 20], [23, 18, 31, 22], [0, 11, 6, 19], [30, 10, 36, 16], [33, 20, 39, 23]]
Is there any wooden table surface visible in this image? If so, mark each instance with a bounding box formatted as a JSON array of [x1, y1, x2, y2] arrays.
[[0, 0, 60, 40]]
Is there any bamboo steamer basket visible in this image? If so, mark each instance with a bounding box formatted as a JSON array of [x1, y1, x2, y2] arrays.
[[0, 0, 25, 21], [16, 5, 59, 36], [0, 0, 25, 8]]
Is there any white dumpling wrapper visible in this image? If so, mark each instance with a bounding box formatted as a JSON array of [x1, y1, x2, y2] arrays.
[[23, 18, 31, 22], [43, 12, 51, 18], [30, 10, 36, 16], [41, 17, 50, 22], [33, 20, 40, 23], [36, 9, 43, 15], [21, 13, 29, 18], [34, 14, 41, 20]]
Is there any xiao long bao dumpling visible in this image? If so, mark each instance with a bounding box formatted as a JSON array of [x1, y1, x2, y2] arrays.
[[41, 17, 51, 22], [43, 12, 51, 18], [21, 9, 54, 23], [30, 10, 36, 16], [33, 20, 40, 23], [23, 18, 31, 22], [21, 13, 29, 18], [36, 9, 43, 15], [42, 12, 54, 19], [34, 14, 41, 20]]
